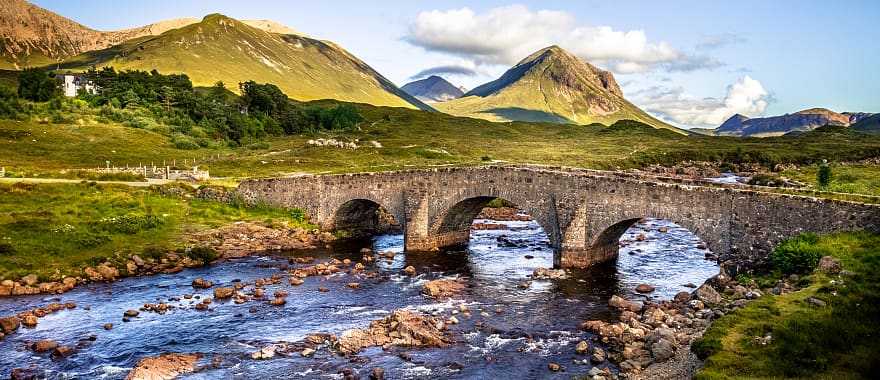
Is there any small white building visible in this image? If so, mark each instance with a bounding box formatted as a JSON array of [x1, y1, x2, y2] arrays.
[[60, 74, 97, 97]]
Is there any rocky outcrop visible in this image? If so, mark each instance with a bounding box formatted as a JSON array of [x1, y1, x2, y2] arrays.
[[336, 310, 448, 354], [715, 108, 856, 137], [188, 221, 333, 258], [126, 353, 201, 380], [422, 279, 465, 299]]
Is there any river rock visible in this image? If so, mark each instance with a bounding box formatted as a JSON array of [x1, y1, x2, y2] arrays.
[[269, 297, 286, 306], [635, 284, 655, 293], [403, 266, 417, 276], [21, 274, 38, 286], [422, 279, 465, 299], [575, 340, 589, 354], [337, 310, 448, 354], [673, 291, 691, 303], [301, 347, 315, 357], [32, 339, 58, 353], [532, 267, 567, 280], [213, 287, 234, 299], [609, 295, 643, 312], [124, 309, 139, 318], [0, 316, 20, 333], [126, 353, 201, 380], [347, 282, 360, 289], [694, 284, 722, 305], [52, 345, 74, 358], [548, 362, 561, 372], [817, 256, 842, 274], [97, 264, 120, 281], [192, 278, 213, 289], [10, 368, 38, 380], [650, 338, 675, 362], [591, 346, 606, 363], [251, 346, 275, 360], [370, 367, 385, 380], [104, 323, 113, 330], [21, 315, 38, 327]]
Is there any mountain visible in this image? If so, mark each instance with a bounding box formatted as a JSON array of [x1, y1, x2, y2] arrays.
[[401, 75, 465, 103], [432, 46, 678, 132], [1, 2, 429, 110], [715, 108, 870, 137], [851, 113, 880, 133]]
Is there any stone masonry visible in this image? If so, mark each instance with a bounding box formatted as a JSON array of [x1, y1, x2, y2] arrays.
[[237, 166, 880, 272]]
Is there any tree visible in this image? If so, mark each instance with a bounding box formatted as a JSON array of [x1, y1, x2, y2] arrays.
[[17, 68, 60, 101], [817, 161, 832, 189]]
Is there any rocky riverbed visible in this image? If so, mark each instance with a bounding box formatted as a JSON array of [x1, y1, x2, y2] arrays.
[[0, 217, 723, 379]]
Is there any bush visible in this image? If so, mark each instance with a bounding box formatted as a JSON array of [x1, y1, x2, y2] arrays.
[[186, 246, 218, 263], [94, 214, 164, 234], [817, 163, 832, 189], [771, 233, 823, 274], [171, 133, 200, 150], [691, 335, 722, 360], [0, 242, 14, 255], [18, 68, 60, 101], [73, 231, 112, 248]]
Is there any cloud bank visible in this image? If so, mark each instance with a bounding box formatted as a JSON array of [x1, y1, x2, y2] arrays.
[[631, 76, 771, 127], [405, 5, 722, 74], [408, 64, 478, 80]]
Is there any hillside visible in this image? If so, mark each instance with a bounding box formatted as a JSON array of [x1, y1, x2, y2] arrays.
[[852, 113, 880, 133], [401, 75, 465, 103], [59, 14, 430, 110], [716, 108, 872, 137], [433, 46, 679, 132]]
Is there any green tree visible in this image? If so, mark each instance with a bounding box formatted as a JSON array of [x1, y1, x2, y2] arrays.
[[817, 161, 832, 189], [17, 68, 60, 101]]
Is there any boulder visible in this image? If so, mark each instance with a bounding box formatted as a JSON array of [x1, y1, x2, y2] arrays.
[[21, 274, 39, 286], [126, 353, 201, 380], [213, 287, 234, 299], [124, 310, 139, 318], [817, 256, 842, 274], [52, 346, 74, 358], [251, 346, 275, 360], [96, 264, 120, 281], [694, 284, 722, 305], [0, 316, 20, 333], [422, 279, 465, 299], [651, 338, 676, 362], [32, 339, 58, 353], [575, 340, 589, 354], [370, 367, 385, 380], [635, 284, 655, 293], [403, 266, 417, 276], [673, 291, 691, 303], [590, 346, 606, 363], [337, 310, 448, 354], [548, 362, 561, 372], [609, 295, 643, 312], [300, 348, 315, 357], [191, 278, 213, 289], [21, 315, 38, 327]]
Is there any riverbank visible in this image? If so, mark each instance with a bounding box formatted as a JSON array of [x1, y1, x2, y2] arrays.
[[0, 182, 315, 296]]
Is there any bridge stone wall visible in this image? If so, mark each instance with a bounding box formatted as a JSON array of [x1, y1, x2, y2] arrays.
[[237, 166, 880, 272]]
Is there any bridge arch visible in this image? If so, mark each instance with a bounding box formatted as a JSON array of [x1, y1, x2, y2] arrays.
[[585, 214, 721, 266], [327, 197, 402, 237]]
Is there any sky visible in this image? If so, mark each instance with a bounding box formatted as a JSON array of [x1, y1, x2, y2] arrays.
[[33, 0, 880, 129]]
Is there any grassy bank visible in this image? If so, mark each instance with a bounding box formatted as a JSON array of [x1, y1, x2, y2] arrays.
[[783, 164, 880, 197], [693, 231, 880, 379], [0, 182, 312, 281]]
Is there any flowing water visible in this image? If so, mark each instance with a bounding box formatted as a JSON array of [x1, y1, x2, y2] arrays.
[[0, 218, 718, 379]]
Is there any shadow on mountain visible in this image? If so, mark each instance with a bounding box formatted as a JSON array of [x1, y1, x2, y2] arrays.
[[480, 107, 572, 124]]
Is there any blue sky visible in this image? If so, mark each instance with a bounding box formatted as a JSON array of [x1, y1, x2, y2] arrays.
[[33, 0, 880, 128]]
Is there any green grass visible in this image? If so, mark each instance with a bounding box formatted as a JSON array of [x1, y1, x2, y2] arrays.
[[783, 164, 880, 196], [2, 98, 880, 190], [0, 182, 313, 281], [694, 231, 880, 380]]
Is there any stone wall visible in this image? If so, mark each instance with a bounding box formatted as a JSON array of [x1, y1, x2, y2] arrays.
[[237, 166, 880, 271]]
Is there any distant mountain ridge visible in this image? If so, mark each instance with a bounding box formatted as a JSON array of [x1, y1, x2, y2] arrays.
[[401, 75, 465, 103], [433, 46, 679, 132], [716, 108, 875, 137]]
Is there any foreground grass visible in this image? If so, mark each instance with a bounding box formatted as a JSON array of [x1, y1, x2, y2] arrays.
[[0, 182, 312, 281], [694, 232, 880, 380]]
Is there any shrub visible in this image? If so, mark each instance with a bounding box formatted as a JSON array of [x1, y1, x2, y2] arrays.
[[73, 231, 112, 248], [247, 141, 270, 150], [290, 208, 306, 222], [94, 214, 164, 234], [18, 67, 60, 101], [771, 233, 823, 274], [0, 242, 14, 255], [186, 246, 218, 263], [817, 163, 832, 189], [691, 335, 722, 360], [171, 133, 200, 150]]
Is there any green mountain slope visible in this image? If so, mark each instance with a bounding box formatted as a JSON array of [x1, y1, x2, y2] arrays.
[[434, 46, 680, 132], [60, 14, 431, 110], [852, 114, 880, 134]]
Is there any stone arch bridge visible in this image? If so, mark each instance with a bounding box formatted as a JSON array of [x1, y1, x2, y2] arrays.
[[237, 166, 880, 271]]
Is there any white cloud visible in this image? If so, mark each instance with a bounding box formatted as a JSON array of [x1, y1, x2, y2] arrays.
[[631, 76, 771, 128], [405, 5, 721, 74]]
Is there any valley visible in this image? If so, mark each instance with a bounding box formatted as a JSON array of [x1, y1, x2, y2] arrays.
[[0, 1, 878, 380]]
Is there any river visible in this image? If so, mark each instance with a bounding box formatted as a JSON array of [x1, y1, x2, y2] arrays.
[[0, 217, 718, 379]]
